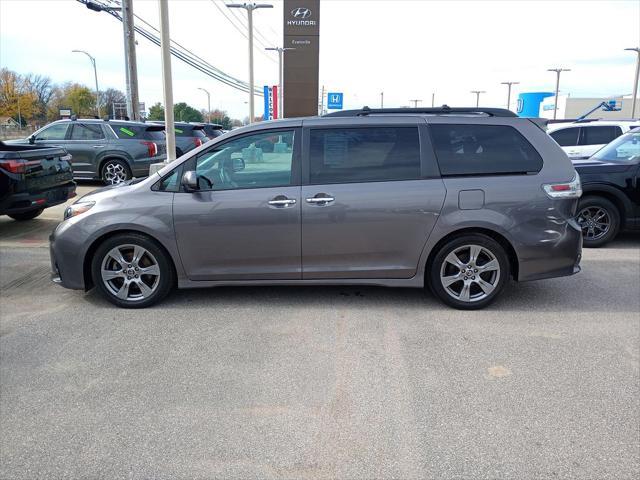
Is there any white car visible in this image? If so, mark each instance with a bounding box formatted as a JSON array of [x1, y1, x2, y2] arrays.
[[547, 120, 640, 160]]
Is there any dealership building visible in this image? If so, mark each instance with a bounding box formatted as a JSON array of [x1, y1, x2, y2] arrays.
[[517, 92, 636, 119]]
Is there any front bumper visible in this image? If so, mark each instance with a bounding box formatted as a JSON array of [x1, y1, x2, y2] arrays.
[[49, 222, 86, 290]]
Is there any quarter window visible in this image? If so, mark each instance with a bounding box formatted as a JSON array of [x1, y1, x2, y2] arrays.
[[580, 126, 622, 146], [430, 124, 543, 176], [193, 130, 295, 191], [308, 127, 421, 184], [35, 123, 69, 141], [70, 123, 104, 140], [550, 127, 580, 147]]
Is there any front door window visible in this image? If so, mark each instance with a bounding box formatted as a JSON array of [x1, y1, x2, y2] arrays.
[[35, 123, 69, 141], [194, 130, 295, 191]]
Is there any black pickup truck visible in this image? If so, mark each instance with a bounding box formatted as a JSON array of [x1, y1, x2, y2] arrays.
[[0, 141, 76, 221]]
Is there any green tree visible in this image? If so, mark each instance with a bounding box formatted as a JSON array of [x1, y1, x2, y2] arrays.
[[174, 102, 203, 122], [209, 108, 233, 130], [148, 102, 164, 121]]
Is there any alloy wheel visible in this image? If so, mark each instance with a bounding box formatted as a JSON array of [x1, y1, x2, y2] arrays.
[[103, 162, 128, 185], [577, 206, 610, 241], [439, 244, 501, 303], [100, 244, 160, 302]]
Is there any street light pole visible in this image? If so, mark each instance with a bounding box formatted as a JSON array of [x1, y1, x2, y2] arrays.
[[547, 68, 570, 120], [72, 50, 101, 117], [158, 0, 175, 163], [380, 91, 384, 108], [198, 87, 211, 123], [625, 48, 640, 118], [265, 47, 294, 118], [431, 92, 435, 107], [470, 90, 486, 108], [228, 3, 273, 123], [500, 81, 519, 111]]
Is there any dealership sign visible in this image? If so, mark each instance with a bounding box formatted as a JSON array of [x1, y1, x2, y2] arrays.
[[263, 85, 279, 120], [327, 92, 344, 110]]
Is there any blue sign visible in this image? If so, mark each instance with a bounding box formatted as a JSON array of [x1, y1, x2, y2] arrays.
[[327, 92, 343, 110]]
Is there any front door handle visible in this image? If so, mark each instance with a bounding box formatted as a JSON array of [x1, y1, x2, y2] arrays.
[[306, 194, 335, 205], [268, 196, 296, 207]]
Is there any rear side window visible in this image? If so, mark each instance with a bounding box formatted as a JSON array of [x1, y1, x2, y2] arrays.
[[309, 127, 421, 184], [580, 126, 622, 146], [550, 127, 580, 147], [70, 123, 104, 140], [430, 124, 543, 176]]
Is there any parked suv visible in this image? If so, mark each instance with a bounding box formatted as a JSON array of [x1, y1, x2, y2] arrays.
[[50, 107, 582, 310], [193, 122, 225, 140], [11, 119, 167, 185], [573, 127, 640, 247], [548, 120, 639, 160], [150, 122, 207, 156]]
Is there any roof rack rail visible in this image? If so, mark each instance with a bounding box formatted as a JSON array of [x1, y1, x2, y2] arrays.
[[323, 105, 517, 118]]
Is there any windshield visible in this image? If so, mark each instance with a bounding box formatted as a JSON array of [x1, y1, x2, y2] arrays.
[[592, 131, 640, 163]]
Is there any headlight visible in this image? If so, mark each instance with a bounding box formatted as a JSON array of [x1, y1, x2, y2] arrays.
[[64, 201, 95, 220]]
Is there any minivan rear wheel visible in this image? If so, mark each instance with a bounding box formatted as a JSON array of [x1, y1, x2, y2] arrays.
[[429, 234, 509, 310], [91, 233, 174, 308]]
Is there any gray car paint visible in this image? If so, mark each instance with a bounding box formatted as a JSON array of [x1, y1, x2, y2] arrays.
[[50, 115, 581, 294]]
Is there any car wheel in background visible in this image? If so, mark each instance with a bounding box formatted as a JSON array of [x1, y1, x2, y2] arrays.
[[577, 196, 620, 248], [7, 208, 44, 221], [91, 233, 174, 308], [101, 158, 131, 186], [429, 234, 510, 310]]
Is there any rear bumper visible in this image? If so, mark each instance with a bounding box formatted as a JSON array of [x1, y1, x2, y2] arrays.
[[0, 182, 76, 215], [517, 217, 583, 282], [131, 155, 167, 177]]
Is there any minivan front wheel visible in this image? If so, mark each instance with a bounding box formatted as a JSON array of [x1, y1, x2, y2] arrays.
[[91, 233, 174, 308], [101, 159, 131, 185], [429, 234, 509, 310]]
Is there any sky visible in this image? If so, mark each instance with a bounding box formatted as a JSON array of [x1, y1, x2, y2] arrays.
[[1, 0, 639, 119]]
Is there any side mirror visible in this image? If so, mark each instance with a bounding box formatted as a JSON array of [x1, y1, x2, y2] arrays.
[[232, 157, 245, 172], [181, 170, 198, 192], [28, 135, 35, 144]]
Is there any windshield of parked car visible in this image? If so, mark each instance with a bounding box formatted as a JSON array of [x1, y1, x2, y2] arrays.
[[591, 131, 640, 163]]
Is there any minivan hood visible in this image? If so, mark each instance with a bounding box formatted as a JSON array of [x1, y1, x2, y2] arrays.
[[75, 177, 147, 203]]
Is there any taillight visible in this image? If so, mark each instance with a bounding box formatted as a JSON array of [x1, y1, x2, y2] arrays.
[[141, 141, 158, 157], [542, 173, 582, 199], [193, 137, 203, 147], [0, 159, 26, 174]]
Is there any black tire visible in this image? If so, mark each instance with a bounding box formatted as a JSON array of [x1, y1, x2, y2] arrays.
[[101, 158, 131, 186], [8, 208, 44, 221], [91, 233, 175, 308], [577, 196, 620, 248], [428, 234, 510, 310]]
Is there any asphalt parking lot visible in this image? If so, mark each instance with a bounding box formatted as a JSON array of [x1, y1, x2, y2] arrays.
[[1, 184, 639, 479]]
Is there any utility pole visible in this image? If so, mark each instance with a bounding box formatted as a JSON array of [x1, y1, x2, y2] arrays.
[[380, 91, 384, 108], [500, 81, 519, 111], [625, 48, 640, 118], [265, 46, 295, 118], [470, 90, 485, 108], [431, 92, 435, 107], [158, 0, 175, 163], [228, 3, 273, 123], [198, 87, 211, 123], [72, 50, 101, 117], [320, 85, 325, 114], [547, 68, 570, 120], [409, 99, 422, 108], [122, 0, 140, 120]]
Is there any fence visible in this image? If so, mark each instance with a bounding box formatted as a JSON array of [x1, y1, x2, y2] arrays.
[[0, 127, 36, 141]]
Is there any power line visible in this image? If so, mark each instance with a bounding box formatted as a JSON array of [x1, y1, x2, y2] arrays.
[[79, 0, 263, 95], [208, 0, 277, 63], [216, 0, 276, 48]]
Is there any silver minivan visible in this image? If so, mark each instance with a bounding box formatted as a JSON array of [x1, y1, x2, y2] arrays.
[[50, 107, 583, 310]]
